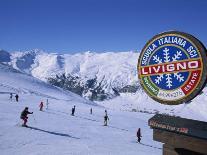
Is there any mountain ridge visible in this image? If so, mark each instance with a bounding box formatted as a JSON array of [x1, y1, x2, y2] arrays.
[[0, 49, 140, 100]]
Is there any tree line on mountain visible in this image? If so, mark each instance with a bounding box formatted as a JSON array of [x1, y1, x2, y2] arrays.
[[47, 73, 140, 101]]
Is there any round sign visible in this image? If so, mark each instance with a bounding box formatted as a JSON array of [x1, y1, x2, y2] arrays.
[[138, 31, 207, 105]]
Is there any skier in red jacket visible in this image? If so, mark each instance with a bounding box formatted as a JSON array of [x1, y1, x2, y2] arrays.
[[137, 128, 142, 143], [39, 101, 44, 111], [20, 107, 33, 127]]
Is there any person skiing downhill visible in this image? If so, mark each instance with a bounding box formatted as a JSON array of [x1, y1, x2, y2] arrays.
[[137, 128, 142, 143], [39, 102, 44, 111], [20, 107, 33, 127], [104, 113, 109, 126], [90, 108, 92, 115], [71, 105, 76, 116], [15, 94, 19, 102]]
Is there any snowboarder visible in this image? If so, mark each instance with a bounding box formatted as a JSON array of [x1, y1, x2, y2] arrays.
[[104, 113, 109, 126], [46, 99, 49, 110], [10, 93, 13, 101], [15, 94, 19, 102], [71, 105, 76, 116], [39, 101, 44, 111], [137, 128, 142, 143], [90, 108, 92, 115], [20, 107, 33, 127]]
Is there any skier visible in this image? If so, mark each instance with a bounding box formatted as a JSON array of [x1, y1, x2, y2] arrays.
[[90, 108, 92, 115], [104, 113, 109, 126], [39, 101, 44, 111], [137, 128, 142, 143], [20, 107, 33, 127], [46, 99, 49, 110], [10, 93, 13, 101], [71, 105, 76, 116], [15, 94, 19, 102]]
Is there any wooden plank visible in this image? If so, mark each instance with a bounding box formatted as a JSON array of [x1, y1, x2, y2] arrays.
[[149, 114, 207, 140], [163, 144, 179, 155], [153, 129, 207, 154]]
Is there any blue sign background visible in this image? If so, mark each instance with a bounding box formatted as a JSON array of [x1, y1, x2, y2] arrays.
[[149, 46, 189, 90]]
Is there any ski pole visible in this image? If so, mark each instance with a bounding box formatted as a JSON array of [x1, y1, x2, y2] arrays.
[[32, 114, 37, 124]]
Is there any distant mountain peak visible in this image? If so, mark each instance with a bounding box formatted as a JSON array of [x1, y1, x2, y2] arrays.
[[0, 49, 11, 63], [6, 50, 140, 100]]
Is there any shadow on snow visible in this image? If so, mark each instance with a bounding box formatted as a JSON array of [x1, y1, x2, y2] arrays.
[[140, 143, 162, 149], [132, 141, 162, 150], [27, 126, 80, 139]]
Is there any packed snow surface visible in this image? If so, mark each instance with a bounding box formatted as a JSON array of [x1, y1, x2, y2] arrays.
[[0, 63, 162, 155]]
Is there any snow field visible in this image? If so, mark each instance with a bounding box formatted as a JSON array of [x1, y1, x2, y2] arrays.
[[0, 63, 162, 155], [0, 93, 162, 155]]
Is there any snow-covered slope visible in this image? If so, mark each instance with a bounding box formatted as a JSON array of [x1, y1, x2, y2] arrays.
[[0, 62, 94, 105], [0, 61, 162, 155], [98, 90, 207, 122]]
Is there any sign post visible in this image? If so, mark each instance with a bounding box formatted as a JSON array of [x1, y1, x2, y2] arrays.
[[138, 31, 207, 155]]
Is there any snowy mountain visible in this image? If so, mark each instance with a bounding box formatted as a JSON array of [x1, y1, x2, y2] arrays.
[[1, 49, 140, 101], [0, 50, 11, 63], [1, 49, 207, 121]]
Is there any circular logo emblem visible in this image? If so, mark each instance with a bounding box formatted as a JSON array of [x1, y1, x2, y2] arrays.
[[138, 31, 207, 105]]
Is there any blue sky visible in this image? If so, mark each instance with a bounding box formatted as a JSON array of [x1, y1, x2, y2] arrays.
[[0, 0, 207, 53]]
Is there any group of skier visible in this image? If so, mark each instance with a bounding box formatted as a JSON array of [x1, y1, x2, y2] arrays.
[[70, 106, 92, 116], [69, 106, 142, 142], [19, 101, 46, 127], [70, 106, 110, 127], [10, 93, 19, 102], [19, 99, 142, 143]]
